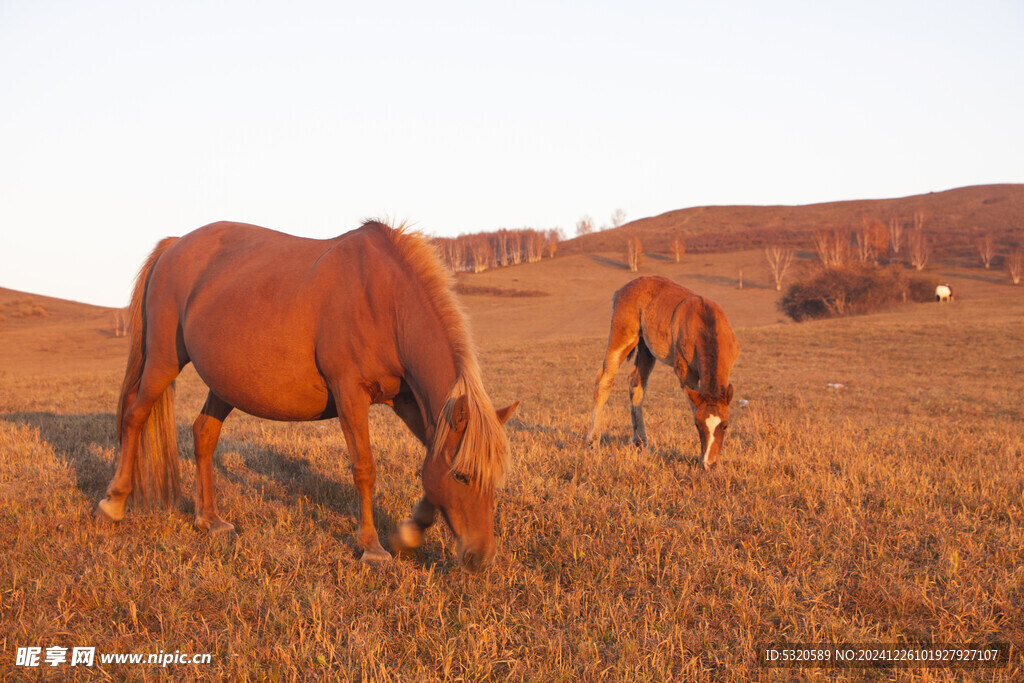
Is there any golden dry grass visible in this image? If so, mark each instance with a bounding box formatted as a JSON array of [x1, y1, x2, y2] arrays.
[[1, 283, 1022, 680]]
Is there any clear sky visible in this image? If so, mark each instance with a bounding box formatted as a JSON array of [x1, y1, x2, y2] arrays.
[[2, 1, 1022, 307]]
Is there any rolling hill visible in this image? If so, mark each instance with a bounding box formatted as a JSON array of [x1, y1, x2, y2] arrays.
[[562, 184, 1024, 257], [2, 184, 1022, 368]]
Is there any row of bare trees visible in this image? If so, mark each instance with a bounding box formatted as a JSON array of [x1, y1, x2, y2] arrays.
[[436, 228, 562, 273], [628, 234, 685, 270], [813, 211, 931, 270], [772, 212, 1023, 291]]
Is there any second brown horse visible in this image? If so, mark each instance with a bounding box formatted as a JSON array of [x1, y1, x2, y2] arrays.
[[587, 276, 739, 469]]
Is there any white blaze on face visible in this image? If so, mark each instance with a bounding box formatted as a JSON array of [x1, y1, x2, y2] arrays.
[[703, 415, 722, 465]]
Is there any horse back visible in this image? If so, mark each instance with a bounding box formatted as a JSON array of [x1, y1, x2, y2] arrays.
[[613, 276, 738, 382], [612, 276, 697, 361], [144, 222, 404, 419]]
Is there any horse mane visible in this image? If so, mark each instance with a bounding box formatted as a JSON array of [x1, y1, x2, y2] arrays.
[[698, 298, 724, 401], [362, 220, 510, 492]]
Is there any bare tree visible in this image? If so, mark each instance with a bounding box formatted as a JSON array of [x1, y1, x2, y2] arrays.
[[765, 246, 795, 291], [913, 210, 925, 233], [436, 237, 467, 272], [671, 235, 686, 263], [976, 233, 996, 269], [626, 236, 644, 272], [854, 218, 876, 263], [1008, 249, 1023, 285], [611, 208, 627, 229], [493, 229, 510, 266], [813, 229, 848, 267], [113, 308, 129, 337], [546, 228, 560, 258], [507, 231, 523, 265], [525, 229, 546, 263], [576, 215, 595, 237], [888, 216, 903, 255], [908, 229, 930, 271], [469, 236, 493, 273]]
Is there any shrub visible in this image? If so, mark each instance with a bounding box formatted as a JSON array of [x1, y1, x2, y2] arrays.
[[780, 264, 938, 321], [908, 273, 942, 302], [9, 299, 48, 318]]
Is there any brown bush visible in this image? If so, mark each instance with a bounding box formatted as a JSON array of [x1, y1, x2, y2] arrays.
[[780, 263, 938, 321], [454, 283, 548, 298], [10, 299, 48, 318]]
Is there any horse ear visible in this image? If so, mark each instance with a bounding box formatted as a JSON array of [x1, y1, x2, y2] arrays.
[[449, 395, 469, 432], [684, 386, 702, 406], [495, 401, 519, 425], [725, 384, 734, 404]]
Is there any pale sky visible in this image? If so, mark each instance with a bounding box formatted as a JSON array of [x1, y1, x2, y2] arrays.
[[2, 0, 1022, 307]]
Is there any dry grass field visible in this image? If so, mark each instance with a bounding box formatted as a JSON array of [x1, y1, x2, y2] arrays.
[[2, 246, 1023, 680]]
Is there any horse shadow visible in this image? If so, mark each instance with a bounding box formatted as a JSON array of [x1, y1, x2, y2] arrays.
[[203, 431, 397, 546], [0, 411, 397, 559], [175, 424, 406, 558], [503, 417, 576, 450], [1, 411, 117, 500], [589, 430, 705, 470]]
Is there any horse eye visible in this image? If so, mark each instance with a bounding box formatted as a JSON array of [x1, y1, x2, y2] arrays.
[[452, 472, 470, 486]]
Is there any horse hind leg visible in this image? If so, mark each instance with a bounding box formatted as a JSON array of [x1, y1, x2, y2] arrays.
[[587, 324, 640, 446], [192, 392, 235, 535], [97, 361, 181, 522], [628, 339, 656, 449]]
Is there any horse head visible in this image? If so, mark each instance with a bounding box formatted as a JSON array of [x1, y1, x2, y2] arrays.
[[685, 384, 734, 470], [419, 395, 518, 570]]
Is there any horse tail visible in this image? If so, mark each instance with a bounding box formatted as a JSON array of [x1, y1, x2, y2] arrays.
[[116, 237, 181, 506]]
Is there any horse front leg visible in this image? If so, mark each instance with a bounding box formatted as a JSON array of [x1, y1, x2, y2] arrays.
[[336, 395, 391, 563], [392, 496, 437, 554]]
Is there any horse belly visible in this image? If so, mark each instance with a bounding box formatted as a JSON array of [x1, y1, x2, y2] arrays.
[[185, 325, 331, 421], [640, 325, 675, 365], [195, 360, 331, 421]]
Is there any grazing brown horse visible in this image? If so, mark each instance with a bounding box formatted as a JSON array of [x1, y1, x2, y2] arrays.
[[95, 220, 517, 569], [587, 276, 738, 469]]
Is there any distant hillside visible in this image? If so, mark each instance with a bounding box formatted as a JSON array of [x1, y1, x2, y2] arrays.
[[562, 185, 1024, 257], [0, 287, 127, 377]]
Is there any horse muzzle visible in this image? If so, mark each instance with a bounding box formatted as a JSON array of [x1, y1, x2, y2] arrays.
[[457, 539, 496, 571]]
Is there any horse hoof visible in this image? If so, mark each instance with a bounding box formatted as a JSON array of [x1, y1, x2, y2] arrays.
[[196, 517, 236, 537], [360, 547, 393, 564], [393, 519, 424, 551], [201, 520, 237, 536], [95, 498, 124, 523]]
